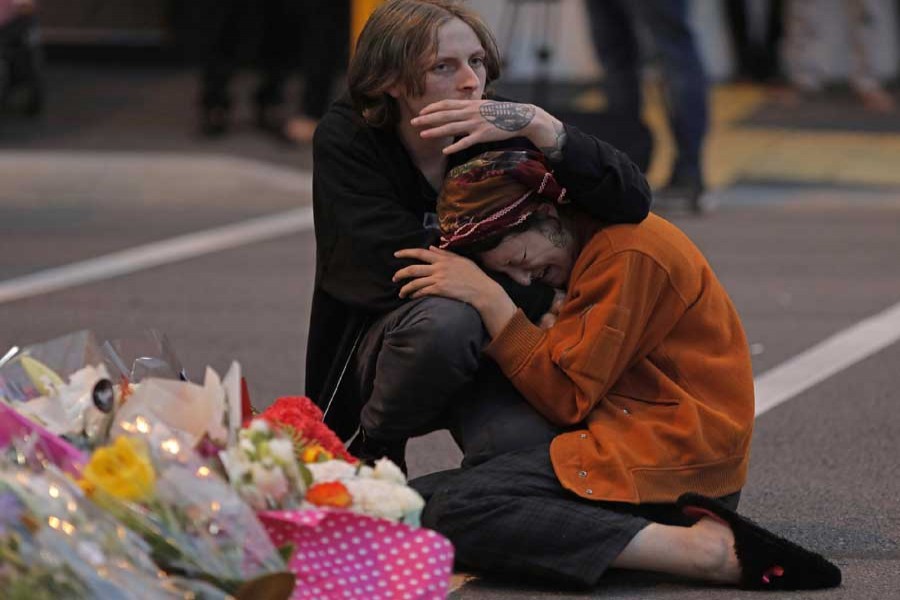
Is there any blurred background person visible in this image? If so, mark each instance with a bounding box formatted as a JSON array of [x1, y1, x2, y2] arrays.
[[585, 0, 709, 213], [196, 0, 348, 140], [197, 0, 292, 137], [781, 0, 896, 112], [281, 0, 349, 145], [0, 0, 43, 117], [725, 0, 784, 83]]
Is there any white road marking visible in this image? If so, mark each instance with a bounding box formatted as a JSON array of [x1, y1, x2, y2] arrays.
[[754, 299, 900, 415], [0, 206, 314, 304]]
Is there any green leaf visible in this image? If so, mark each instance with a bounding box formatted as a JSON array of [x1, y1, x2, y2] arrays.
[[276, 542, 295, 564], [298, 462, 313, 489]]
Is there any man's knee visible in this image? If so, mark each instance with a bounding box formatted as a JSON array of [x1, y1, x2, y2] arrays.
[[390, 297, 486, 358]]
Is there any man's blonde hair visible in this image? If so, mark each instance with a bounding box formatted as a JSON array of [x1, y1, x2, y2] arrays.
[[348, 0, 501, 129]]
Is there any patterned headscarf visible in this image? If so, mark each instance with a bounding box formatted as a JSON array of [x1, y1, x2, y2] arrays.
[[437, 150, 568, 249]]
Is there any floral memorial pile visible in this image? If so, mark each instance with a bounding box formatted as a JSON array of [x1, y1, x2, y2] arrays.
[[0, 330, 453, 599]]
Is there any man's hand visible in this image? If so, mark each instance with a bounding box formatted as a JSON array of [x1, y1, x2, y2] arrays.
[[411, 100, 566, 158], [394, 246, 517, 337]]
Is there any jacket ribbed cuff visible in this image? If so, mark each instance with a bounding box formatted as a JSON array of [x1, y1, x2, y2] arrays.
[[485, 309, 546, 376]]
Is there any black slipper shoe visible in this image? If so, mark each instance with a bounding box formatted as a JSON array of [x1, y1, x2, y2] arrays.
[[677, 492, 842, 590]]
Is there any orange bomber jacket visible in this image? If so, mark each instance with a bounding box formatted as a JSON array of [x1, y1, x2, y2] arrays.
[[485, 213, 755, 504]]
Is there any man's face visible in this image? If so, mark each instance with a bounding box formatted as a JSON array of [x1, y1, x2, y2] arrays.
[[392, 18, 487, 119], [479, 222, 576, 289]]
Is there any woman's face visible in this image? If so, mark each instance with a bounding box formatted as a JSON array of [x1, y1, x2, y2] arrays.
[[479, 221, 577, 289], [392, 18, 488, 119]]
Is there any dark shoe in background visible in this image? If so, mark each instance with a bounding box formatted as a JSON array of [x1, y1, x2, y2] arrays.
[[654, 175, 707, 215]]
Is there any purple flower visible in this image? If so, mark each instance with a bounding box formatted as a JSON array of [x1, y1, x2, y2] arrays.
[[0, 491, 24, 536]]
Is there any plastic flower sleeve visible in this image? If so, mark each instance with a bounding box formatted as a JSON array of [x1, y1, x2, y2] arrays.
[[0, 330, 118, 449], [112, 376, 225, 447], [0, 330, 106, 403], [100, 413, 292, 595], [0, 402, 87, 476], [0, 444, 229, 599], [101, 329, 187, 383]]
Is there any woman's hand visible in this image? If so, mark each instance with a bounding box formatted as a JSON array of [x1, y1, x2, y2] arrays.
[[393, 246, 517, 337], [538, 288, 567, 329], [411, 100, 566, 159]]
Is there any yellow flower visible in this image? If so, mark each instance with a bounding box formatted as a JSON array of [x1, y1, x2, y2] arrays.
[[301, 444, 333, 463], [80, 436, 156, 502]]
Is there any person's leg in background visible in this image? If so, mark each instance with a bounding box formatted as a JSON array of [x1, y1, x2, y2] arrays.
[[283, 0, 350, 144], [725, 0, 784, 82], [584, 0, 643, 122], [762, 0, 786, 81], [725, 0, 754, 81], [636, 0, 710, 213], [845, 0, 895, 112], [0, 7, 44, 116], [780, 0, 828, 99], [254, 0, 293, 133], [198, 0, 249, 136]]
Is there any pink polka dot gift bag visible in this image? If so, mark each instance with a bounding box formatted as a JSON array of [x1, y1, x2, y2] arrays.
[[258, 508, 454, 600]]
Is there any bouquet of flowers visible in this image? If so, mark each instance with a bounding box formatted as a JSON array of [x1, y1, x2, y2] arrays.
[[79, 416, 293, 598], [220, 418, 310, 511], [0, 440, 230, 599], [246, 397, 449, 600], [250, 396, 425, 525], [303, 458, 425, 525], [1, 330, 453, 599], [0, 330, 215, 454]]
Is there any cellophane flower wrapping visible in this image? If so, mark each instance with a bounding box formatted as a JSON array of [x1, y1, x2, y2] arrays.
[[0, 402, 87, 476], [0, 330, 123, 450], [0, 440, 230, 599], [81, 415, 288, 593]]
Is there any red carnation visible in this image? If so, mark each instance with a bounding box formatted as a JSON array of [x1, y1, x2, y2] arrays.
[[258, 396, 356, 462]]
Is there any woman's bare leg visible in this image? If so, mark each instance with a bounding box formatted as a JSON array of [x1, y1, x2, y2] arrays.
[[612, 517, 742, 583]]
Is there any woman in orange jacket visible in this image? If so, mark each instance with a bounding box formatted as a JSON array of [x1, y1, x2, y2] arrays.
[[394, 148, 841, 591]]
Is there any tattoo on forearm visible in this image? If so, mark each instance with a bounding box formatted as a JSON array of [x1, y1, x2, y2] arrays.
[[539, 119, 567, 162], [479, 102, 536, 132]]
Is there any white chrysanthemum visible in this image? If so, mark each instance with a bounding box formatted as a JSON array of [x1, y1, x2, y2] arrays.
[[372, 458, 406, 484], [344, 479, 424, 522], [251, 463, 289, 504], [268, 438, 295, 464], [248, 418, 270, 434], [220, 450, 252, 482], [306, 459, 358, 482], [239, 437, 256, 455]]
